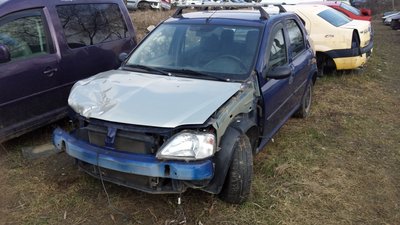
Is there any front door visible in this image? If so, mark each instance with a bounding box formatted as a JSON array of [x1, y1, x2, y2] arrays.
[[0, 8, 60, 140], [260, 24, 293, 146]]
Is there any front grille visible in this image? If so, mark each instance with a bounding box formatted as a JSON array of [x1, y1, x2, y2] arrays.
[[78, 160, 186, 194], [75, 124, 160, 154]]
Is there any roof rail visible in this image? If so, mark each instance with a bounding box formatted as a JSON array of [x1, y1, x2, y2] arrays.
[[172, 3, 287, 20]]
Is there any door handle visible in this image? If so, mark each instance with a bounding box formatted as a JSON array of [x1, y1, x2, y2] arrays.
[[43, 67, 58, 77], [289, 64, 295, 85]]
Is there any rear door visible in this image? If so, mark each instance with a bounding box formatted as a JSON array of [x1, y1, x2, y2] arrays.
[[54, 3, 137, 95], [285, 18, 313, 105], [0, 8, 60, 140]]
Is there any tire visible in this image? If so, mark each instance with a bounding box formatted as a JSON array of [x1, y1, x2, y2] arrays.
[[294, 81, 313, 118], [137, 1, 150, 10], [317, 54, 335, 77], [218, 134, 253, 204]]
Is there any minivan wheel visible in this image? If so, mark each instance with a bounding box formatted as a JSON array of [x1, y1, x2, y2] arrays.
[[218, 134, 253, 204], [294, 81, 313, 118]]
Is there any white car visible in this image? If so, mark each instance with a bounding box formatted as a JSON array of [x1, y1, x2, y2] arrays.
[[186, 0, 203, 5], [260, 0, 321, 4], [284, 4, 373, 74], [383, 12, 400, 25], [127, 0, 171, 10]]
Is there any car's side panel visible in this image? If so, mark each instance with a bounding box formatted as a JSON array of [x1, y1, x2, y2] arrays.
[[0, 0, 137, 142], [258, 23, 294, 146], [0, 8, 63, 142], [284, 18, 312, 105], [52, 3, 137, 88]]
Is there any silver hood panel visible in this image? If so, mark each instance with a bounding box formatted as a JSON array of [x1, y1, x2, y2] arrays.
[[68, 70, 241, 128]]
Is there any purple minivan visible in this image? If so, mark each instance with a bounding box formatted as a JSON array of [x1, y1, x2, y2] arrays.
[[0, 0, 137, 142]]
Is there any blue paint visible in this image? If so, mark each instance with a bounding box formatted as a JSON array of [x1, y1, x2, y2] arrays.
[[53, 128, 214, 181]]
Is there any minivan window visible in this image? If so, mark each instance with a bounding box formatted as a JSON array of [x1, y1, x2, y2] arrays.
[[56, 4, 128, 49], [318, 8, 351, 27], [0, 9, 48, 60]]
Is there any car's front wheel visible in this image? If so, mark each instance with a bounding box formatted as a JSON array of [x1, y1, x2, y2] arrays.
[[218, 134, 253, 204]]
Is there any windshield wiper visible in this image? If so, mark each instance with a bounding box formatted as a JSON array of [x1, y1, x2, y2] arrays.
[[169, 69, 229, 82], [123, 64, 171, 76]]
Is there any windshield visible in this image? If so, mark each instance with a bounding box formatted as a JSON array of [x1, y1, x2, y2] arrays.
[[340, 3, 361, 16], [125, 23, 261, 81], [318, 8, 352, 27]]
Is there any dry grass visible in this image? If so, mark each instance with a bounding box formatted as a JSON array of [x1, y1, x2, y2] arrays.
[[1, 16, 399, 225], [129, 10, 174, 41]]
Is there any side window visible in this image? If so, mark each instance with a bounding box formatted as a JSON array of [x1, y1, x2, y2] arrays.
[[287, 20, 305, 58], [56, 4, 128, 49], [269, 29, 287, 68], [0, 9, 49, 61]]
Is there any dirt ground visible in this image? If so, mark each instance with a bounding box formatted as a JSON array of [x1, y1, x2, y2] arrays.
[[0, 15, 399, 225]]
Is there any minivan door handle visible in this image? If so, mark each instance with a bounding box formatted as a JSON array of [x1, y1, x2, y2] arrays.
[[43, 67, 58, 77]]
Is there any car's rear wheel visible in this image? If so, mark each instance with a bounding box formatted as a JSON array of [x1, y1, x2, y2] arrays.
[[317, 53, 335, 77], [137, 1, 151, 10], [218, 134, 253, 204], [294, 81, 313, 118]]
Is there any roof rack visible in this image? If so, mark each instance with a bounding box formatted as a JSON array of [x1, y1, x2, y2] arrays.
[[172, 3, 287, 20]]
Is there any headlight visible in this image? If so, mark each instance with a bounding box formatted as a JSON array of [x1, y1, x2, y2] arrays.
[[156, 131, 216, 161]]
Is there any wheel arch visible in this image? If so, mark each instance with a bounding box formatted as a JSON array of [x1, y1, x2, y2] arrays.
[[316, 51, 336, 75], [203, 115, 258, 194]]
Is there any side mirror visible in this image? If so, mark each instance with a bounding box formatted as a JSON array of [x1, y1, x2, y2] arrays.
[[265, 65, 292, 79], [0, 44, 11, 63], [118, 52, 128, 62]]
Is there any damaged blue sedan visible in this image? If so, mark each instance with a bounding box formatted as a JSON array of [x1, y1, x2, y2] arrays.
[[53, 4, 318, 203]]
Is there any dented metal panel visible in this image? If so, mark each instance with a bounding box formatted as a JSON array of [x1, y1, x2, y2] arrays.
[[68, 70, 242, 128], [210, 74, 260, 142]]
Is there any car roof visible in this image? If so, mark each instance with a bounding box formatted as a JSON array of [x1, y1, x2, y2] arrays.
[[164, 9, 296, 26], [283, 4, 330, 14], [300, 1, 341, 6]]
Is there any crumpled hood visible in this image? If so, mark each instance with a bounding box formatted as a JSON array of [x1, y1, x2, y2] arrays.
[[69, 70, 242, 128]]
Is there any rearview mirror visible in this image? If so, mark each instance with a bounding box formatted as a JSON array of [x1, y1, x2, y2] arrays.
[[0, 44, 11, 63], [265, 65, 292, 79]]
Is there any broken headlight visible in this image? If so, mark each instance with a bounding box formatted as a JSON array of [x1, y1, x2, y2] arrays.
[[156, 131, 216, 161]]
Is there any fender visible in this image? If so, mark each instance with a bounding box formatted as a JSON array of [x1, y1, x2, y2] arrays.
[[203, 115, 257, 194], [203, 126, 241, 194]]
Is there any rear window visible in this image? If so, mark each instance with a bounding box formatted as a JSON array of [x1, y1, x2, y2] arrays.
[[56, 4, 128, 49], [340, 3, 361, 16], [318, 8, 351, 27]]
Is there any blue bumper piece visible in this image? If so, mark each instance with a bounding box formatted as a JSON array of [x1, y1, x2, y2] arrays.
[[53, 128, 213, 181]]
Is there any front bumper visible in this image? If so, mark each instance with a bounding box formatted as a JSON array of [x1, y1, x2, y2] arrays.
[[53, 128, 214, 191]]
